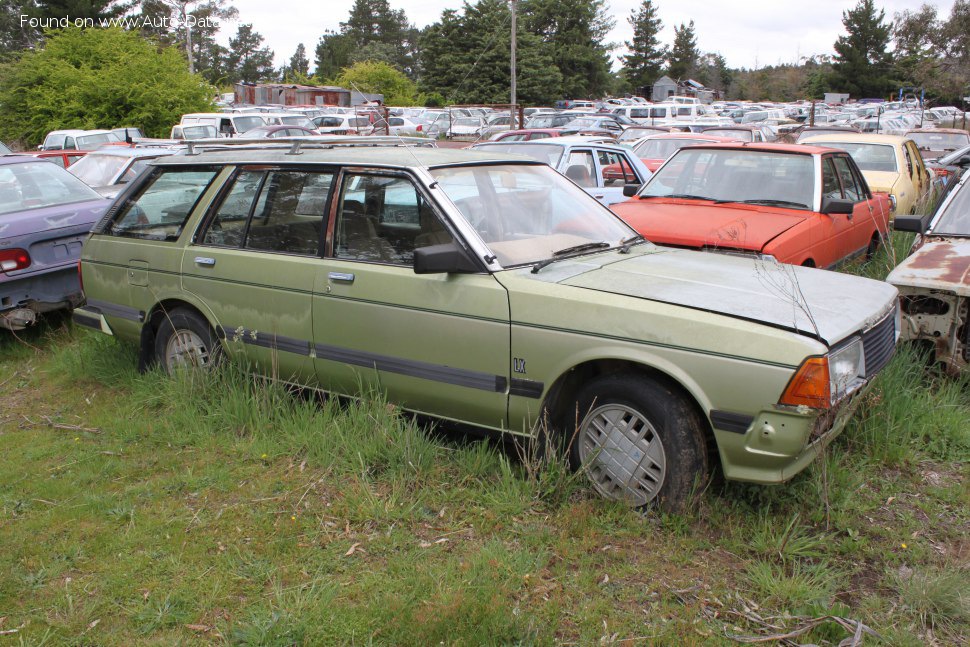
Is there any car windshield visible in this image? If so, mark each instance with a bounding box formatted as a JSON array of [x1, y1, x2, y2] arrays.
[[76, 133, 121, 149], [429, 164, 635, 267], [703, 129, 752, 141], [563, 118, 601, 129], [233, 116, 265, 133], [471, 143, 565, 168], [809, 141, 898, 172], [931, 179, 970, 236], [909, 131, 970, 151], [181, 125, 217, 139], [278, 115, 314, 128], [67, 153, 128, 186], [527, 115, 565, 128], [641, 148, 815, 210], [633, 138, 711, 159], [937, 144, 970, 165], [0, 161, 101, 215], [0, 141, 10, 154]]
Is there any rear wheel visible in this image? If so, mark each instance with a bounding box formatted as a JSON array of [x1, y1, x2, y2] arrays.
[[153, 309, 221, 374], [569, 374, 709, 511]]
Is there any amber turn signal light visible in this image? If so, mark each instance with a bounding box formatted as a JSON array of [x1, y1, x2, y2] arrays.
[[779, 356, 830, 409]]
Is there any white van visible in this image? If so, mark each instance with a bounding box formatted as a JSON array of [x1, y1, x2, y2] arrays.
[[179, 113, 267, 137], [614, 103, 714, 124]]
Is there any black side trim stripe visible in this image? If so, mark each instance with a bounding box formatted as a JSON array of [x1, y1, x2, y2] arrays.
[[510, 378, 544, 399], [86, 299, 143, 322], [72, 312, 101, 331], [710, 410, 754, 435], [314, 342, 506, 393], [220, 327, 311, 357]]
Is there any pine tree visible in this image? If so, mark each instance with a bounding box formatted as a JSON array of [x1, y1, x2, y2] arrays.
[[830, 0, 893, 98], [522, 0, 614, 99], [225, 24, 275, 83], [282, 43, 310, 81], [666, 20, 699, 81], [620, 0, 666, 95]]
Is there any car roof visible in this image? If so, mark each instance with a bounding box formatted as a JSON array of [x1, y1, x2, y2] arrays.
[[151, 146, 534, 168], [82, 147, 176, 158], [474, 138, 626, 151], [801, 133, 910, 145], [667, 142, 833, 155]]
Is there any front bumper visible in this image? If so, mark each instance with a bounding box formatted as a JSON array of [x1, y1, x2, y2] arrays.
[[714, 385, 871, 484]]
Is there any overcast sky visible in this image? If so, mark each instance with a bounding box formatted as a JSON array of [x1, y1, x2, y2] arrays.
[[217, 0, 956, 72]]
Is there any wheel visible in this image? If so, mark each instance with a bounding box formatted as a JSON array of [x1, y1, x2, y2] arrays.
[[153, 309, 221, 374], [865, 232, 881, 260], [569, 374, 708, 511]]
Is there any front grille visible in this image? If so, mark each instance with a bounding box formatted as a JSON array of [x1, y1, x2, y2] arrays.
[[862, 307, 897, 377]]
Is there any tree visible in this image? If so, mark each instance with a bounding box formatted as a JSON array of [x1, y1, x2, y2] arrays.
[[332, 60, 417, 105], [137, 1, 237, 81], [339, 0, 418, 76], [281, 43, 309, 82], [830, 0, 893, 98], [225, 23, 274, 83], [667, 20, 699, 80], [522, 0, 615, 99], [0, 1, 37, 54], [0, 26, 213, 146], [694, 52, 730, 94], [418, 0, 561, 106], [620, 0, 666, 95], [313, 30, 354, 80]]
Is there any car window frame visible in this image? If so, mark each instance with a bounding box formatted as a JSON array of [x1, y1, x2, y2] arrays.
[[195, 164, 338, 257]]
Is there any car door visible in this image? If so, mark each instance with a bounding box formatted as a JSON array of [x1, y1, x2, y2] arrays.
[[311, 169, 511, 430], [828, 155, 872, 263], [593, 148, 647, 206], [182, 167, 334, 383], [904, 140, 930, 209]]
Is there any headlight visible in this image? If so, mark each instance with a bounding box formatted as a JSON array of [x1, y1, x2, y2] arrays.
[[828, 338, 865, 404]]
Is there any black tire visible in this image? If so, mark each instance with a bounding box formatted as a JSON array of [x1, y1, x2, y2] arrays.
[[568, 374, 709, 512], [153, 308, 221, 374], [865, 232, 880, 260]]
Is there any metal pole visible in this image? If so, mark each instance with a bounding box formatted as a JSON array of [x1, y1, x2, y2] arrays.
[[510, 0, 517, 129]]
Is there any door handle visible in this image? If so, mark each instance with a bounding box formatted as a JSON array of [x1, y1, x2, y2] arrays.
[[194, 257, 216, 267], [328, 272, 355, 283]]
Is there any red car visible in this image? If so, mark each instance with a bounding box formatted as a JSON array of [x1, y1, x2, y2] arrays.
[[612, 143, 892, 268], [488, 128, 566, 142], [631, 133, 744, 172], [28, 150, 89, 168]]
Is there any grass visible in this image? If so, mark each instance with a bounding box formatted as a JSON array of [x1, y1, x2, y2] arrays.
[[0, 234, 967, 644]]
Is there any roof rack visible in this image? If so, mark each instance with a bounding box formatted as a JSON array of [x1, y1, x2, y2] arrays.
[[183, 135, 437, 156]]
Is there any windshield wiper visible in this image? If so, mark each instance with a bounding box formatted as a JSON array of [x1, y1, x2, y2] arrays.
[[531, 241, 611, 273], [735, 199, 808, 209], [653, 193, 714, 201], [619, 234, 645, 253]]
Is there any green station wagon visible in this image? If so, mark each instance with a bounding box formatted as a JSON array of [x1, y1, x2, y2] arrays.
[[74, 144, 900, 509]]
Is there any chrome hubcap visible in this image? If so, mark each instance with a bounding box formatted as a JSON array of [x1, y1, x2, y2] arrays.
[[578, 403, 666, 506], [165, 329, 211, 369]]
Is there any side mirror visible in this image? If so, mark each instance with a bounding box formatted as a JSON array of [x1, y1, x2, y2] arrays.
[[623, 184, 642, 197], [957, 155, 970, 168], [893, 213, 931, 233], [413, 242, 481, 274], [820, 195, 855, 214]]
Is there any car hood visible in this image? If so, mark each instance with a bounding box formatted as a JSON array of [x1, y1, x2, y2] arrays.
[[518, 246, 897, 346], [886, 237, 970, 296], [0, 198, 109, 241], [612, 199, 809, 252]]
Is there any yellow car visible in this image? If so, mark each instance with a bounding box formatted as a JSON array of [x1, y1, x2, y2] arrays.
[[801, 133, 933, 215]]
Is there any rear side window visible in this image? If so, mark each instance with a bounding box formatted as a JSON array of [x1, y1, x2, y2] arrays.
[[107, 168, 217, 241], [202, 169, 334, 256]]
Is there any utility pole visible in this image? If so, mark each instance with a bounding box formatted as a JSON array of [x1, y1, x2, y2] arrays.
[[510, 0, 517, 128]]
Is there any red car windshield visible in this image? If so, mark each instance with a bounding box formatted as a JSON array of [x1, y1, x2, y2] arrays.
[[641, 148, 815, 210]]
